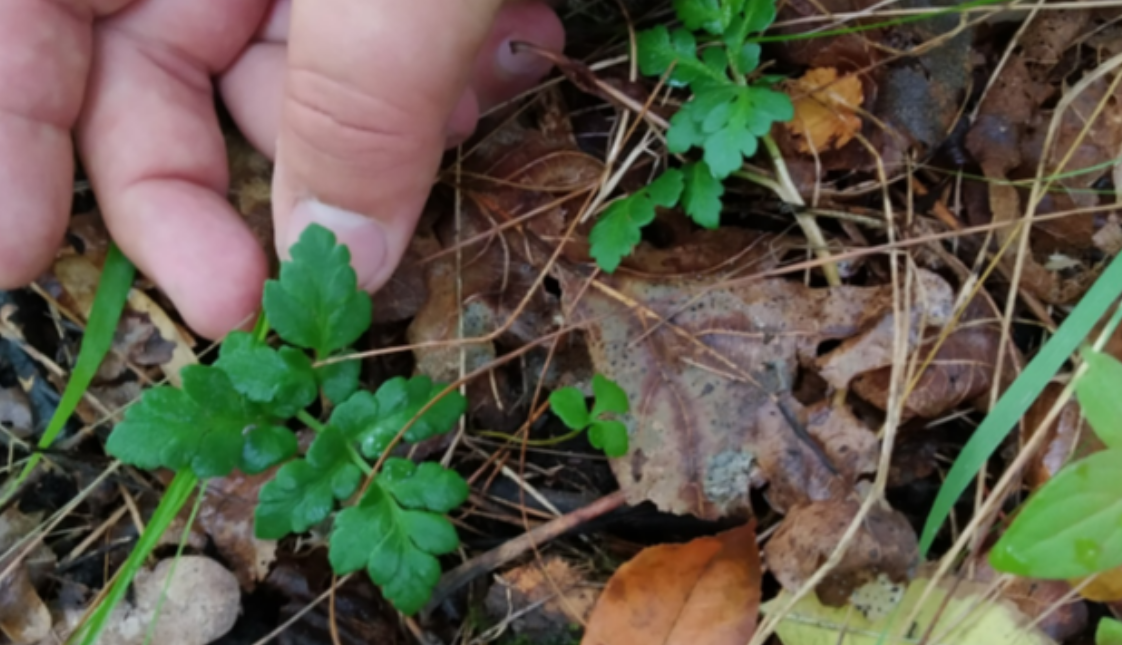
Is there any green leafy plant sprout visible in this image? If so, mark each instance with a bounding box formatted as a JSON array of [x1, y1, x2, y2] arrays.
[[548, 374, 631, 457], [589, 0, 840, 284], [988, 340, 1122, 580], [104, 224, 470, 617]]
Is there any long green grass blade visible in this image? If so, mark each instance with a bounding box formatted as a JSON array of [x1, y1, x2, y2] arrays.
[[70, 470, 199, 645], [919, 251, 1122, 556], [2, 243, 135, 504]]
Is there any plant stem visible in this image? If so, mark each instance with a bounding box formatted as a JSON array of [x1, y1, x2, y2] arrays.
[[475, 428, 584, 447], [346, 444, 373, 476], [252, 313, 270, 343], [296, 410, 327, 433], [295, 410, 371, 475], [761, 134, 842, 286]]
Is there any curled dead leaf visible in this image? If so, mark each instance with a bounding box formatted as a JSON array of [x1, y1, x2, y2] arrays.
[[849, 295, 1011, 419], [582, 522, 760, 645], [763, 498, 918, 607], [784, 68, 864, 153]]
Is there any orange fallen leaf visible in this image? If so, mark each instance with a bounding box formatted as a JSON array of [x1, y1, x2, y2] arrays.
[[1074, 566, 1122, 602], [582, 522, 760, 645], [784, 67, 864, 153]]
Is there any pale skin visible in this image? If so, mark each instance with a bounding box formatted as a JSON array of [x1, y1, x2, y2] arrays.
[[0, 0, 564, 339]]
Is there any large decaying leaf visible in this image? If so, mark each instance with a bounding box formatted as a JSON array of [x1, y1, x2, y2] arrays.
[[560, 268, 953, 518], [763, 498, 918, 607], [763, 572, 1057, 645], [582, 522, 761, 645]]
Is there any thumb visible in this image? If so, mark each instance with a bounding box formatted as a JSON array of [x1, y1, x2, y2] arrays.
[[273, 0, 562, 291]]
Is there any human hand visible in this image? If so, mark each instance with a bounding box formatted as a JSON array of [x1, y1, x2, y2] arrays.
[[0, 0, 563, 338]]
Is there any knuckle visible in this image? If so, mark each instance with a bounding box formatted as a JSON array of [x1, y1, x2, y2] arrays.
[[283, 67, 436, 168]]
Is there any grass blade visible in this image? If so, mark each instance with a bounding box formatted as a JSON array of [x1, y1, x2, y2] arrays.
[[919, 251, 1122, 556], [2, 243, 135, 504], [69, 470, 199, 645]]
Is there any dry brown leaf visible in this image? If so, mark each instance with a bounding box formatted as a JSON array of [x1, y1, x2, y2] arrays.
[[965, 10, 1122, 304], [0, 568, 50, 645], [761, 400, 878, 513], [485, 556, 599, 641], [0, 509, 55, 644], [562, 269, 952, 519], [784, 68, 864, 153], [848, 296, 1008, 418], [816, 270, 954, 391], [582, 522, 760, 645], [1075, 567, 1122, 602], [763, 497, 918, 606], [196, 471, 279, 591]]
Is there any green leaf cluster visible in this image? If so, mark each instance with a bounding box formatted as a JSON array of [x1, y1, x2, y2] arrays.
[[105, 224, 470, 616], [330, 459, 468, 615], [990, 347, 1122, 579], [548, 374, 631, 457], [589, 0, 793, 273]]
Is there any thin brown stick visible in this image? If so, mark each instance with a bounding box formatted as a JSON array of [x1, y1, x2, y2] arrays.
[[424, 489, 627, 612]]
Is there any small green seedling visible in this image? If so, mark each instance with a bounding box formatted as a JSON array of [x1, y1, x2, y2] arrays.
[[106, 224, 468, 615], [590, 0, 794, 271], [1099, 617, 1122, 645], [549, 374, 631, 457], [989, 346, 1122, 579]]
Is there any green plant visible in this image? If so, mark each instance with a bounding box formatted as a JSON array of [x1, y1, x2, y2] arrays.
[[589, 0, 795, 273], [918, 251, 1122, 557], [548, 374, 630, 457], [105, 224, 469, 615], [988, 344, 1122, 579], [1099, 617, 1122, 645]]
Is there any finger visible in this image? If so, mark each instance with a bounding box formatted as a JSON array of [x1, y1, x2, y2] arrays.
[[0, 1, 92, 287], [222, 1, 560, 161], [76, 0, 271, 339], [272, 0, 563, 292]]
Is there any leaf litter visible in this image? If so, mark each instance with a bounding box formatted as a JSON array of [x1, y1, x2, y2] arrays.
[[4, 1, 1122, 644]]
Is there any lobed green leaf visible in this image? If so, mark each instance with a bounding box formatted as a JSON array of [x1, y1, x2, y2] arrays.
[[680, 161, 724, 229], [590, 169, 685, 273], [334, 376, 467, 459], [254, 426, 363, 539], [214, 331, 317, 418], [263, 224, 373, 357], [107, 365, 276, 479], [328, 458, 468, 614]]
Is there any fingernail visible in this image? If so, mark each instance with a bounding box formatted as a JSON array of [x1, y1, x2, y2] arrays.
[[287, 198, 388, 289], [496, 38, 550, 79]]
